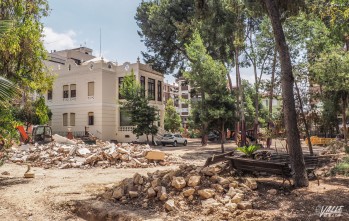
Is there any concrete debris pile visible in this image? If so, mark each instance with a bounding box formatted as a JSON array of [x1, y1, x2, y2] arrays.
[[102, 164, 257, 218], [322, 140, 347, 155], [9, 139, 172, 169]]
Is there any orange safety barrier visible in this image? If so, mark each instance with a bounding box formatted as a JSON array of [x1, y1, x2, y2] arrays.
[[306, 136, 335, 146]]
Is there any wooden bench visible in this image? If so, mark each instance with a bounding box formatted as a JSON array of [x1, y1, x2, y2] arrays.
[[204, 150, 235, 167], [226, 156, 293, 185]]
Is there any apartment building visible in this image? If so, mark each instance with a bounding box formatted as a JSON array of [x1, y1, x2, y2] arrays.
[[163, 82, 179, 108], [176, 77, 191, 128], [44, 47, 164, 142]]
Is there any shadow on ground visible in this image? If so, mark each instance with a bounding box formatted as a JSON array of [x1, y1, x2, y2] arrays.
[[252, 178, 349, 221], [0, 177, 30, 189]]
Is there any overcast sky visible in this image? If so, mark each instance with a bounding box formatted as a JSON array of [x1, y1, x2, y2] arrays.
[[42, 0, 255, 84]]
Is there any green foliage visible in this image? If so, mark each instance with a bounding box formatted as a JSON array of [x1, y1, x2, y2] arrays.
[[236, 145, 260, 158], [331, 157, 349, 176], [0, 106, 20, 149], [164, 98, 181, 132], [0, 1, 53, 95], [241, 80, 268, 128], [0, 76, 17, 107], [12, 97, 52, 126], [120, 72, 159, 141], [184, 31, 235, 136]]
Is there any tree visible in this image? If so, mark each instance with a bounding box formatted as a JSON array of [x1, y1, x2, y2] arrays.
[[184, 31, 235, 150], [164, 98, 182, 132], [243, 0, 308, 187], [120, 72, 159, 143], [311, 49, 349, 143], [0, 1, 53, 95]]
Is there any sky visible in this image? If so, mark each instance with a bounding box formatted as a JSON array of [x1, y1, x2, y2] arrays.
[[42, 0, 256, 84]]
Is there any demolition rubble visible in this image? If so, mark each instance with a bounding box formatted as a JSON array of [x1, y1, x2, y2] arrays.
[[98, 164, 265, 220], [8, 134, 178, 169]]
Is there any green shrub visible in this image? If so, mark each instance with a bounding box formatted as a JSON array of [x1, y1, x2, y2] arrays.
[[331, 157, 349, 176], [236, 145, 260, 158], [345, 145, 349, 154]]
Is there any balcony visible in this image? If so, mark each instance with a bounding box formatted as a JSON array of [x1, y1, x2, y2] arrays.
[[118, 126, 136, 131]]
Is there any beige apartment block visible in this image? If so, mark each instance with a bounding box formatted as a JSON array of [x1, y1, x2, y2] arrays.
[[44, 47, 164, 142]]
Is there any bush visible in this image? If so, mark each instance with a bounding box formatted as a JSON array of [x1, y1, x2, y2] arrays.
[[236, 145, 260, 158], [345, 145, 349, 154], [331, 157, 349, 176]]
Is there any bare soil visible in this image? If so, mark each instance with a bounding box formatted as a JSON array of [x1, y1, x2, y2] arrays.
[[0, 139, 348, 220]]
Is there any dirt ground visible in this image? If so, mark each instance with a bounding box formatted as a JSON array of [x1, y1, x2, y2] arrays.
[[0, 139, 348, 221]]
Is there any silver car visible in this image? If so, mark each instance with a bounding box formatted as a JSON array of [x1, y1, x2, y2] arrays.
[[161, 134, 187, 147]]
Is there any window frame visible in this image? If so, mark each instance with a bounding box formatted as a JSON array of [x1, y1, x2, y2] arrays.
[[118, 77, 124, 99], [140, 76, 145, 97], [88, 81, 94, 97], [148, 78, 155, 100], [63, 113, 68, 126], [157, 81, 162, 101], [63, 85, 69, 99], [88, 112, 94, 125], [70, 113, 75, 126], [70, 84, 76, 98]]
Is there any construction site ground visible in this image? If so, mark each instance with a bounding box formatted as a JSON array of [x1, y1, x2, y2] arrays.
[[0, 139, 348, 221]]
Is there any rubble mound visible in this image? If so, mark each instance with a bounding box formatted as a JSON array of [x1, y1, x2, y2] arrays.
[[100, 164, 266, 220], [322, 140, 347, 155], [8, 141, 175, 169]]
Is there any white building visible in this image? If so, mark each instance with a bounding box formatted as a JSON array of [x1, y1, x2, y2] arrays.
[[44, 47, 164, 142]]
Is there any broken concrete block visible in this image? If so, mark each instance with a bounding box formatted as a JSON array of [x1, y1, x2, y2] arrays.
[[227, 187, 237, 198], [77, 147, 91, 156], [182, 188, 195, 197], [147, 187, 156, 198], [231, 193, 244, 203], [171, 177, 186, 190], [198, 189, 215, 199], [225, 202, 238, 212], [201, 198, 222, 208], [245, 178, 257, 190], [112, 187, 124, 199], [145, 151, 165, 161], [165, 199, 176, 211], [187, 175, 201, 187], [129, 191, 139, 198], [237, 201, 253, 210]]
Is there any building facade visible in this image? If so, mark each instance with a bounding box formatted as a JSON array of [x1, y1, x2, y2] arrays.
[[176, 77, 191, 128], [44, 47, 164, 142]]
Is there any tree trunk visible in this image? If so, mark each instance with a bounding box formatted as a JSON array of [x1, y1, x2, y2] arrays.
[[267, 47, 277, 148], [295, 81, 313, 155], [342, 93, 348, 144], [264, 0, 308, 187], [221, 121, 225, 153], [201, 91, 208, 146], [253, 61, 259, 142], [235, 48, 241, 145]]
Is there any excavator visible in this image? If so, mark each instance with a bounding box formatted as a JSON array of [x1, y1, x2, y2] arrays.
[[16, 125, 53, 144]]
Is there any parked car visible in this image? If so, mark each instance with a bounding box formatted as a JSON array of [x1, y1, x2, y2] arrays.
[[208, 131, 219, 141], [161, 133, 187, 147]]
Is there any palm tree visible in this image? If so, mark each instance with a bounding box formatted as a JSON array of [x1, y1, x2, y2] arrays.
[[0, 20, 16, 105]]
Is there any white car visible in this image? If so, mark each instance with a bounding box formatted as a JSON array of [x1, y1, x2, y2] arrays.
[[161, 134, 187, 147]]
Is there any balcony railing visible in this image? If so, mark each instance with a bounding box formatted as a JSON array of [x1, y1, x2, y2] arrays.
[[118, 126, 136, 131]]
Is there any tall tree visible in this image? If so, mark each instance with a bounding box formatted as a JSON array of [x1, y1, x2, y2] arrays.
[[164, 98, 182, 132], [0, 0, 53, 95], [184, 31, 235, 150], [243, 0, 308, 187], [311, 49, 349, 144], [120, 72, 159, 144]]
